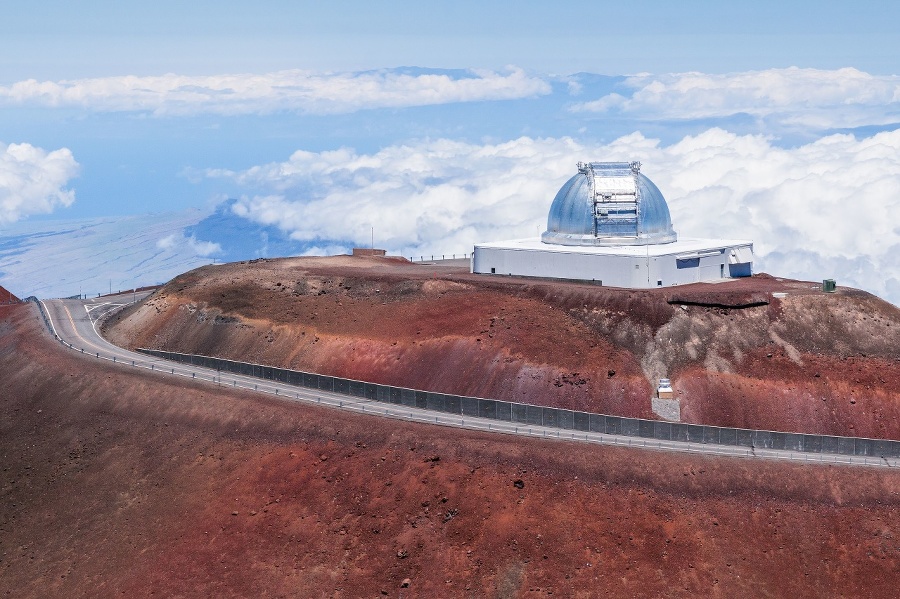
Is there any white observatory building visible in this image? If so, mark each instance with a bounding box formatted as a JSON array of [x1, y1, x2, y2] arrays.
[[471, 161, 753, 288]]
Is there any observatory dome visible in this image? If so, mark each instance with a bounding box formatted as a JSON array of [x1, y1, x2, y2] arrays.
[[541, 161, 677, 246]]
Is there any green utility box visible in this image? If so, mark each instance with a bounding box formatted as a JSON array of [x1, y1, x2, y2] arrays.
[[823, 279, 837, 293]]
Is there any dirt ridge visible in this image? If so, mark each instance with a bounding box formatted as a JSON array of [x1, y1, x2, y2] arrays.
[[104, 256, 900, 440]]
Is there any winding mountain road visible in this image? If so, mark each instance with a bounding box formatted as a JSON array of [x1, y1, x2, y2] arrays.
[[38, 294, 899, 469]]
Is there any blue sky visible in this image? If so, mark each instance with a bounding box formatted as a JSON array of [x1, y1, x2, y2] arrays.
[[4, 1, 899, 78], [1, 1, 900, 302]]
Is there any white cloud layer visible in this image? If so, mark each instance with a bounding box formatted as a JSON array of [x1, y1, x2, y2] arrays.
[[6, 67, 896, 133], [0, 142, 79, 225], [210, 128, 900, 305], [571, 67, 900, 129], [156, 232, 221, 257], [215, 137, 582, 256], [0, 68, 550, 115]]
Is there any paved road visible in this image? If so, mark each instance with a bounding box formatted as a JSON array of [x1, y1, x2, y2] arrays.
[[39, 295, 899, 469]]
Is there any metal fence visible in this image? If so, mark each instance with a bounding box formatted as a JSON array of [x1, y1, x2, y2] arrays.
[[408, 254, 469, 262], [137, 348, 900, 459]]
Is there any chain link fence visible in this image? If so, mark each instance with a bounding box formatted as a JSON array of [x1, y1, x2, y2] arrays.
[[138, 348, 900, 460]]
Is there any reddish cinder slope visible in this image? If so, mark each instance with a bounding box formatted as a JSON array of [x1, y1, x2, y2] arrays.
[[0, 285, 18, 303], [104, 256, 900, 438], [106, 257, 652, 418], [4, 302, 900, 598]]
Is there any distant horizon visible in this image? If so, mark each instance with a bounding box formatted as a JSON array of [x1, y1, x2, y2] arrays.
[[4, 1, 899, 78]]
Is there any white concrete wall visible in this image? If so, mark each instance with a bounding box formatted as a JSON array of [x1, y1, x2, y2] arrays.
[[473, 247, 637, 287], [472, 243, 753, 288]]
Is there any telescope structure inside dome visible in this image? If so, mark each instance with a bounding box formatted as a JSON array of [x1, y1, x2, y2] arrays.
[[471, 161, 753, 288]]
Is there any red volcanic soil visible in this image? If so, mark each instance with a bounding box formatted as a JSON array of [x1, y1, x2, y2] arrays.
[[4, 302, 900, 597], [104, 255, 900, 439], [0, 285, 18, 303]]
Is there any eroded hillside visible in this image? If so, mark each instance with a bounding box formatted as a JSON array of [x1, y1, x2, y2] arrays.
[[104, 255, 900, 438], [4, 302, 900, 597]]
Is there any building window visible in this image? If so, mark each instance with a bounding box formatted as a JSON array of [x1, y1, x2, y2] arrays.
[[720, 264, 725, 277], [657, 280, 662, 286], [490, 267, 495, 273], [676, 257, 700, 269]]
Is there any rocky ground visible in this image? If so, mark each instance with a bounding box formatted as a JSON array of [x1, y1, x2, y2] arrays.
[[3, 302, 900, 598], [105, 255, 900, 439]]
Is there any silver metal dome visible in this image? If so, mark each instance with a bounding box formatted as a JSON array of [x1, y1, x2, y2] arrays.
[[541, 161, 677, 246]]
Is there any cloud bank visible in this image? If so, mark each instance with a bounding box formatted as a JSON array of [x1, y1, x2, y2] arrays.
[[0, 68, 550, 116], [0, 142, 79, 225], [6, 66, 896, 133], [211, 137, 582, 255], [571, 67, 900, 130], [156, 232, 222, 257], [209, 128, 900, 304]]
